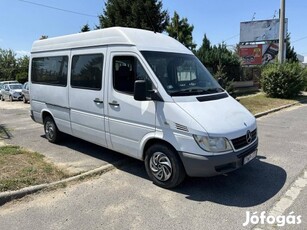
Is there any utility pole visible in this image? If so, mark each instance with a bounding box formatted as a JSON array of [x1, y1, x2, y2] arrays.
[[278, 0, 285, 63]]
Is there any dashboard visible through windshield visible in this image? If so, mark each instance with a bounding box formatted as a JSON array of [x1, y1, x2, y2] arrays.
[[141, 51, 223, 96]]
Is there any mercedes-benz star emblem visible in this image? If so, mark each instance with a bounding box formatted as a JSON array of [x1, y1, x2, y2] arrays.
[[246, 130, 252, 144]]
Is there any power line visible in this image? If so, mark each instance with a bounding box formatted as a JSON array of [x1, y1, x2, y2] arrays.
[[292, 36, 307, 43], [222, 34, 239, 43], [18, 0, 97, 18]]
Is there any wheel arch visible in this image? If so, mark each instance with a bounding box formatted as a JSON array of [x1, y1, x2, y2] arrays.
[[42, 110, 54, 123], [142, 138, 179, 161]]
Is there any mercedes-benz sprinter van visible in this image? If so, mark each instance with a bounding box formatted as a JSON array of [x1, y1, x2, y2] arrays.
[[29, 27, 258, 188]]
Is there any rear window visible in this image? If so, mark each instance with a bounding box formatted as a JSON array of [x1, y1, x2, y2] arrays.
[[31, 56, 68, 86]]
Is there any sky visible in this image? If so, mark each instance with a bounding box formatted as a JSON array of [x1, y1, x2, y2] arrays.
[[0, 0, 306, 62]]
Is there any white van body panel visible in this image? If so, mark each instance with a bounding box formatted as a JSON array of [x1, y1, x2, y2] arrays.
[[69, 47, 107, 147], [105, 48, 156, 158], [30, 49, 72, 135], [173, 95, 257, 139], [31, 27, 191, 54]]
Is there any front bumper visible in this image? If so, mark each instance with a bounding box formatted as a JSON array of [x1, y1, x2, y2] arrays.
[[179, 139, 258, 177], [12, 93, 23, 100]]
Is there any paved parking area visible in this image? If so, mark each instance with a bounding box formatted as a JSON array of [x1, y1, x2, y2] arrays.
[[0, 101, 128, 175]]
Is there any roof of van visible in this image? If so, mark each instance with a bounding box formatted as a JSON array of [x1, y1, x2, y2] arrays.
[[31, 27, 192, 54]]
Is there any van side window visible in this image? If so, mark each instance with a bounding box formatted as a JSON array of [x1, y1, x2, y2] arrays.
[[71, 54, 103, 90], [113, 56, 152, 95], [31, 56, 68, 86]]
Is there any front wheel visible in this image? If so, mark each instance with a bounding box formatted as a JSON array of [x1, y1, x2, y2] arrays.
[[23, 96, 27, 103], [44, 116, 61, 143], [145, 144, 186, 189]]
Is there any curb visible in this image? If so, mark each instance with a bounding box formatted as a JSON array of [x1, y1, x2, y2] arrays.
[[1, 98, 306, 205], [0, 160, 126, 206], [254, 98, 307, 118], [255, 102, 298, 118]]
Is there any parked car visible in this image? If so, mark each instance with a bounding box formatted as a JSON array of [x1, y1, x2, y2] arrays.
[[22, 82, 30, 103], [0, 83, 23, 101], [0, 80, 18, 101]]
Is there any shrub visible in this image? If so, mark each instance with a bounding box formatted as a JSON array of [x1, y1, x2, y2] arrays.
[[261, 62, 305, 98], [214, 63, 235, 96], [303, 68, 307, 91]]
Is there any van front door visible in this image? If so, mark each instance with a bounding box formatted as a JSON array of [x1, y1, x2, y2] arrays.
[[106, 52, 156, 158], [69, 48, 107, 147]]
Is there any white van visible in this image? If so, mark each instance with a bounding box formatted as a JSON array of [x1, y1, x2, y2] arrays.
[[29, 27, 258, 188]]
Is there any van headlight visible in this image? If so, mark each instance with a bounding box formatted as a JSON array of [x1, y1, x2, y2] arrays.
[[193, 135, 233, 153]]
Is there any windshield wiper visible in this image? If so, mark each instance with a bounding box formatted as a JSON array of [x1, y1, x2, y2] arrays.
[[170, 87, 224, 96]]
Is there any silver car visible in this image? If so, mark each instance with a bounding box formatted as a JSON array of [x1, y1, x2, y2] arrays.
[[0, 80, 18, 101], [0, 83, 23, 101], [22, 82, 30, 103]]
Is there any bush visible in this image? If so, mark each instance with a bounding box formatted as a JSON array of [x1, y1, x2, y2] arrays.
[[214, 63, 235, 96], [303, 68, 307, 91], [261, 62, 305, 98]]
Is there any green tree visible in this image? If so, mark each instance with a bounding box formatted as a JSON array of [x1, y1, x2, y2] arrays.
[[214, 63, 235, 95], [81, 23, 91, 32], [16, 55, 29, 83], [285, 33, 298, 62], [0, 49, 17, 81], [39, 35, 48, 40], [196, 36, 241, 81], [0, 49, 29, 82], [98, 0, 169, 33], [166, 11, 196, 51]]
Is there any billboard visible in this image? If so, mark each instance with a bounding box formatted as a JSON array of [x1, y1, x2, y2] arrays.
[[239, 43, 280, 65], [240, 19, 288, 43], [239, 44, 262, 65]]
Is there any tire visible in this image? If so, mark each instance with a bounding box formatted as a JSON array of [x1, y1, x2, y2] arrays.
[[145, 144, 186, 189], [44, 116, 61, 143]]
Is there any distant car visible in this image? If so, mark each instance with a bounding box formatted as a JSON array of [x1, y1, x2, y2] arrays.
[[0, 83, 23, 101], [0, 80, 18, 101], [22, 82, 30, 103]]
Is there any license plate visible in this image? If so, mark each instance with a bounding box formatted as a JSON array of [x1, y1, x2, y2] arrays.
[[243, 150, 257, 165]]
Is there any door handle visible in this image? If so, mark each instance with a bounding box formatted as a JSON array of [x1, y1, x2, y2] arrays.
[[108, 101, 120, 107], [93, 98, 103, 103]]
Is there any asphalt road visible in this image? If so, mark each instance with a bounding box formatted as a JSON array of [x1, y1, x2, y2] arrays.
[[0, 101, 306, 230]]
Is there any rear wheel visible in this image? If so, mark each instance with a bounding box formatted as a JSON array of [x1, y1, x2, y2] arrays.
[[145, 144, 186, 189], [44, 116, 61, 143]]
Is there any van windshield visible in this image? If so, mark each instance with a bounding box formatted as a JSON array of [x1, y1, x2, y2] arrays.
[[141, 51, 223, 96]]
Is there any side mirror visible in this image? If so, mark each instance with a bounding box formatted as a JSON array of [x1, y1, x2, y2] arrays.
[[134, 80, 147, 101]]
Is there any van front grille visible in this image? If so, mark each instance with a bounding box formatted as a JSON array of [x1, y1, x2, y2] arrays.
[[231, 129, 257, 150]]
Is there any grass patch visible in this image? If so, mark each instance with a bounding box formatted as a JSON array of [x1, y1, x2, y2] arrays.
[[239, 93, 307, 115], [0, 145, 69, 192]]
